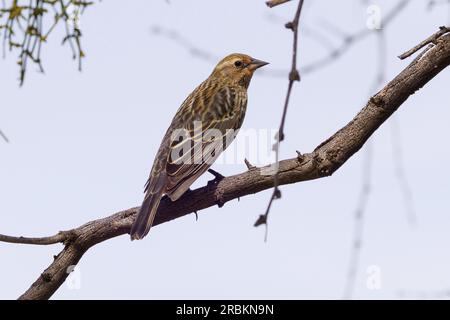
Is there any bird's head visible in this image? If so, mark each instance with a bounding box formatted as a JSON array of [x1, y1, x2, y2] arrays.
[[211, 53, 269, 88]]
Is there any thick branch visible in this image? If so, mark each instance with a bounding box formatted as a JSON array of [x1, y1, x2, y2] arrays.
[[2, 30, 450, 300]]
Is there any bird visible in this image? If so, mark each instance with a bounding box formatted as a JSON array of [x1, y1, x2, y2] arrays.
[[130, 53, 268, 240]]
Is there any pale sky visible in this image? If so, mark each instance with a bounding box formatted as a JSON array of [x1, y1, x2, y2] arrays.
[[1, 0, 450, 299]]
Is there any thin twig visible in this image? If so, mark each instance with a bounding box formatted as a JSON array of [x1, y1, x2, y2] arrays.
[[266, 0, 292, 8], [399, 26, 450, 59], [344, 28, 386, 299], [0, 129, 8, 142], [255, 0, 304, 241]]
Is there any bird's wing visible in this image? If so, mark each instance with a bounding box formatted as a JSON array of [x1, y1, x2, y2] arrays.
[[164, 84, 246, 201]]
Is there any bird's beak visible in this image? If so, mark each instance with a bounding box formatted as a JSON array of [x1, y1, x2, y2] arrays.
[[249, 58, 269, 70]]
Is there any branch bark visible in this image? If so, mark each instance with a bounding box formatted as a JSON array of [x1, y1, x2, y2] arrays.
[[1, 29, 450, 300]]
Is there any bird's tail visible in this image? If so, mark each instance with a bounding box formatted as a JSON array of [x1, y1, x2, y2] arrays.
[[130, 174, 166, 240]]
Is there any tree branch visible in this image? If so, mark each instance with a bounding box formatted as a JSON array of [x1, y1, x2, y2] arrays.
[[1, 28, 450, 300]]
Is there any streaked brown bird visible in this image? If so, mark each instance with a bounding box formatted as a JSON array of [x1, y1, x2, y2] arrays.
[[130, 53, 268, 240]]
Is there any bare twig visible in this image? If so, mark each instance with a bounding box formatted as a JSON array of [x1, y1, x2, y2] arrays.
[[0, 232, 69, 245], [399, 26, 450, 59], [343, 28, 387, 299], [266, 0, 292, 8], [255, 0, 304, 241], [398, 287, 450, 299]]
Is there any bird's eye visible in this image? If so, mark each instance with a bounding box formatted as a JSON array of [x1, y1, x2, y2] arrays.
[[234, 60, 243, 68]]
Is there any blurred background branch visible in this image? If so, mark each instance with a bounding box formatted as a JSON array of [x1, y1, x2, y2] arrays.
[[150, 0, 410, 78], [1, 0, 449, 300], [344, 28, 387, 300], [0, 128, 9, 142]]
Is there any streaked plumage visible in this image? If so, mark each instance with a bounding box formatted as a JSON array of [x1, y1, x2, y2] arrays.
[[130, 53, 268, 240]]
